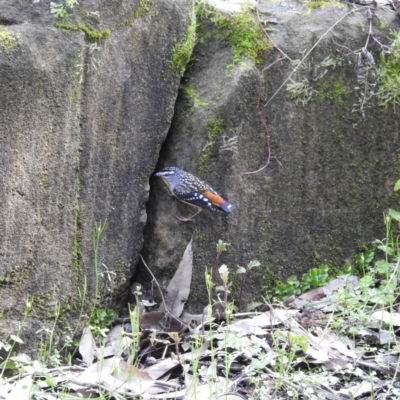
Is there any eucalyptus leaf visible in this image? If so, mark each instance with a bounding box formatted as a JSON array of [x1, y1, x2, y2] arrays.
[[394, 179, 400, 191]]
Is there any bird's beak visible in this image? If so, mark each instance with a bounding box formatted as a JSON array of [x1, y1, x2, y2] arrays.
[[160, 178, 170, 188]]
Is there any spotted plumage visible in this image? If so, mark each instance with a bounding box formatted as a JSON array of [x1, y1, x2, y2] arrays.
[[155, 167, 235, 221]]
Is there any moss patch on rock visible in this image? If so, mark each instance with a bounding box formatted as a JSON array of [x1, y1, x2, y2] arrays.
[[198, 118, 224, 172], [215, 14, 272, 64], [377, 31, 400, 109], [134, 0, 153, 18], [171, 11, 196, 75], [0, 27, 17, 53], [55, 23, 111, 42], [0, 262, 34, 286]]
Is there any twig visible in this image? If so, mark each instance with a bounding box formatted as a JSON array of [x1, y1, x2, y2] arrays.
[[256, 0, 292, 62]]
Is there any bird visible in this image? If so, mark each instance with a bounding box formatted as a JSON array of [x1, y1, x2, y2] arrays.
[[155, 166, 235, 222]]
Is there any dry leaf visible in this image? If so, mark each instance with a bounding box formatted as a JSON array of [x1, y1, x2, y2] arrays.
[[139, 311, 184, 331], [323, 276, 359, 296], [115, 360, 155, 394], [143, 358, 180, 380], [76, 356, 121, 387], [7, 376, 33, 400], [370, 310, 400, 326], [159, 240, 193, 318], [79, 327, 97, 366], [251, 309, 299, 327], [229, 319, 268, 335]]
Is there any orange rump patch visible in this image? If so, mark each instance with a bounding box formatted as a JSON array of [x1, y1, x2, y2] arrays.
[[203, 189, 225, 206]]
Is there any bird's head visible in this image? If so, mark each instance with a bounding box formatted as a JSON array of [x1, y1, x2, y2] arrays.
[[155, 167, 181, 190]]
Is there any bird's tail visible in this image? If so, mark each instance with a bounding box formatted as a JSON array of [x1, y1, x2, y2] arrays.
[[219, 201, 235, 213]]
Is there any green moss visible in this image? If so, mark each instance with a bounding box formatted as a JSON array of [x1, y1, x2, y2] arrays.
[[0, 263, 33, 286], [171, 11, 196, 75], [134, 0, 153, 18], [198, 118, 224, 172], [378, 21, 387, 30], [113, 19, 132, 31], [39, 171, 49, 186], [194, 228, 207, 243], [362, 161, 371, 169], [216, 14, 272, 64], [206, 118, 224, 138], [377, 31, 400, 108], [55, 23, 111, 42], [315, 76, 347, 106], [68, 90, 79, 103], [198, 144, 214, 172], [32, 293, 53, 307], [0, 27, 17, 52], [306, 0, 341, 11], [184, 85, 209, 107]]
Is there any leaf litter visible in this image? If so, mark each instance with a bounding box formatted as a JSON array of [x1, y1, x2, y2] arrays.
[[2, 241, 400, 399]]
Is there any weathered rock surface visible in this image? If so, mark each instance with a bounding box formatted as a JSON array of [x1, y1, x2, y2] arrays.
[[1, 0, 400, 354], [0, 0, 192, 352], [142, 2, 400, 310]]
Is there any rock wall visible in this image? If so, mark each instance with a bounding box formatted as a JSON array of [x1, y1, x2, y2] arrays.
[[1, 0, 400, 352], [141, 2, 400, 310], [0, 0, 192, 351]]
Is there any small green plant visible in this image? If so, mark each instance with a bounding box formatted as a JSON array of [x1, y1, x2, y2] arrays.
[[274, 264, 332, 300], [216, 14, 271, 64], [50, 0, 78, 20], [88, 308, 118, 338], [272, 331, 308, 386], [354, 248, 375, 276], [378, 21, 387, 30], [37, 304, 62, 365], [236, 260, 261, 312]]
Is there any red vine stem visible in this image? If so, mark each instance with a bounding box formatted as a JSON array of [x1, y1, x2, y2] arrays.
[[242, 58, 284, 175]]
